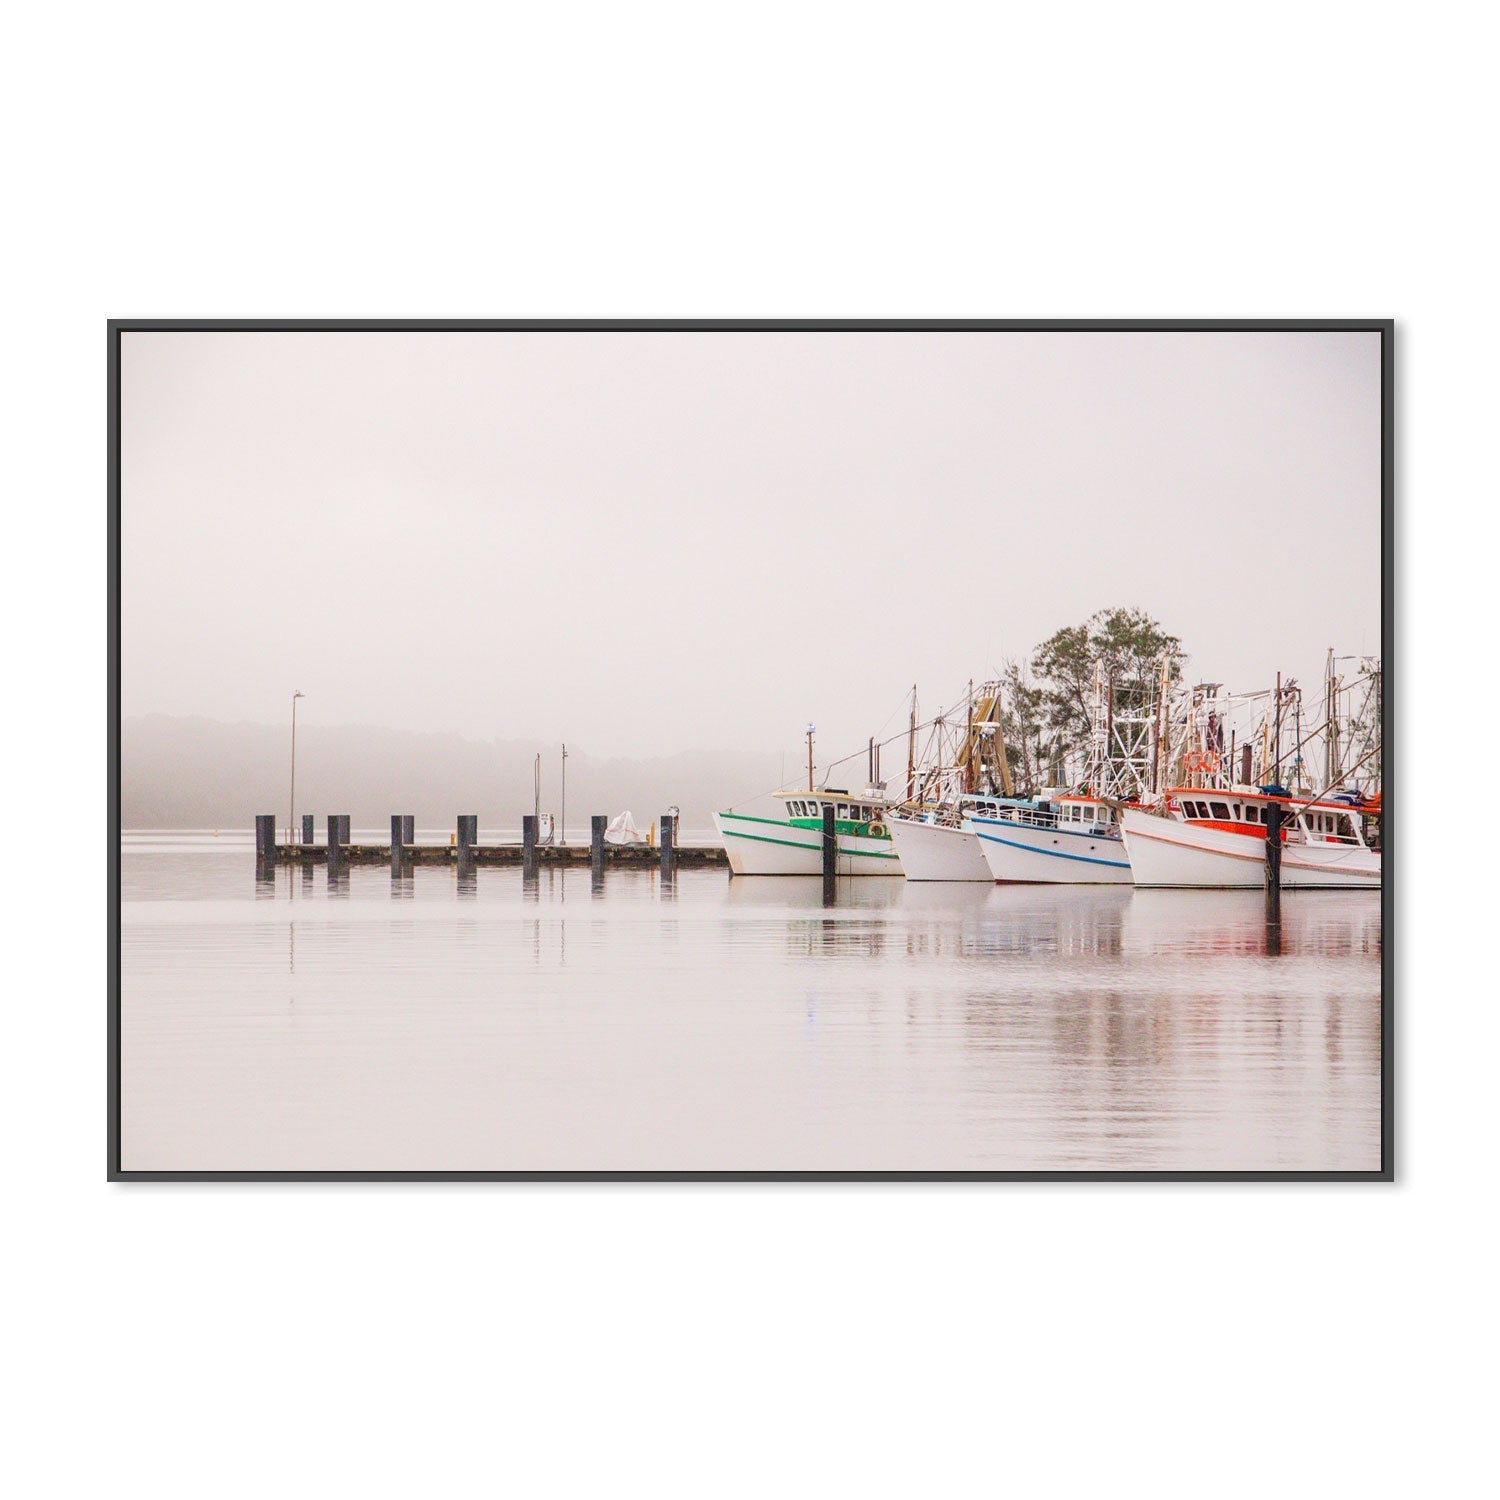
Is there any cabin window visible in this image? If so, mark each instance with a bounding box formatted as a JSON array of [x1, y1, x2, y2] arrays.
[[1210, 802, 1231, 820], [836, 803, 850, 820], [1246, 805, 1259, 823]]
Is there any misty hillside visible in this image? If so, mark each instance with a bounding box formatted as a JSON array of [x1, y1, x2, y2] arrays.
[[121, 716, 785, 833]]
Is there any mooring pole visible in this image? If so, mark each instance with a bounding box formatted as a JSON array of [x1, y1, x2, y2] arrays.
[[522, 813, 538, 877], [456, 814, 477, 869], [255, 814, 276, 874], [591, 814, 607, 882], [390, 814, 406, 875], [401, 814, 414, 847], [327, 814, 348, 877], [301, 813, 314, 846], [822, 802, 837, 905], [1264, 799, 1284, 942], [660, 811, 677, 876]]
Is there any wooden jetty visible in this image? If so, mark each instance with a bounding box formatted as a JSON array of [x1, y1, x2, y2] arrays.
[[254, 813, 727, 872]]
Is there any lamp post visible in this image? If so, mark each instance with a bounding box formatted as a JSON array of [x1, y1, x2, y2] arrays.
[[561, 743, 568, 846], [289, 691, 304, 845]]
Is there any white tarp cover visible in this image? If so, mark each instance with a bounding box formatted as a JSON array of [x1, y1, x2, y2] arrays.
[[604, 811, 644, 845]]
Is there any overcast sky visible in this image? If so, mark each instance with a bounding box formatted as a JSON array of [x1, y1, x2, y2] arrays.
[[121, 329, 1381, 767]]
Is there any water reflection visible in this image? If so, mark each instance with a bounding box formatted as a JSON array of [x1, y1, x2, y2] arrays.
[[1122, 889, 1380, 960], [122, 853, 1383, 1172]]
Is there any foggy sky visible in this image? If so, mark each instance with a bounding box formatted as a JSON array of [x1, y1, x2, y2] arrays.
[[121, 329, 1381, 771]]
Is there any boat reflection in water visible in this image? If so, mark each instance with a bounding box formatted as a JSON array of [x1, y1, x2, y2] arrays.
[[123, 839, 1381, 1172], [721, 878, 1376, 962]]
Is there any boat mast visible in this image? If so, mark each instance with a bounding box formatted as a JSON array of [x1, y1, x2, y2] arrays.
[[806, 723, 815, 792], [1273, 671, 1282, 784], [965, 680, 974, 794], [1325, 647, 1339, 789], [994, 688, 1014, 797], [906, 685, 917, 802]]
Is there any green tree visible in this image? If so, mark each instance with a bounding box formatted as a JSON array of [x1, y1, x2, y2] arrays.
[[1030, 608, 1183, 777], [999, 658, 1046, 795]]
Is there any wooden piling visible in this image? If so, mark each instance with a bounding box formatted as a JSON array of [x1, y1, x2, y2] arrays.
[[255, 814, 276, 872], [401, 814, 415, 846], [591, 815, 607, 880], [390, 814, 406, 875], [1263, 800, 1284, 938], [327, 814, 350, 885], [1264, 802, 1284, 889], [456, 814, 477, 872], [301, 813, 314, 846], [522, 814, 538, 877], [822, 804, 837, 904], [326, 814, 348, 873], [660, 811, 677, 875]]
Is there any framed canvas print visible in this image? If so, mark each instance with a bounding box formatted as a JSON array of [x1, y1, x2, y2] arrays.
[[110, 319, 1390, 1179]]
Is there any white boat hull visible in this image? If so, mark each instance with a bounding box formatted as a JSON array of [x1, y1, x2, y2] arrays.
[[970, 815, 1133, 884], [1119, 808, 1381, 889], [712, 812, 904, 876], [885, 817, 993, 881]]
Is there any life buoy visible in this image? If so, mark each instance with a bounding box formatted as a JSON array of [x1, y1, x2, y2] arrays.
[[867, 821, 887, 839]]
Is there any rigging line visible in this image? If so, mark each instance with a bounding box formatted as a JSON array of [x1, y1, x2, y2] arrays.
[[731, 681, 998, 806]]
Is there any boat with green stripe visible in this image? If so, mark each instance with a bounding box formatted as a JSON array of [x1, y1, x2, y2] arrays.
[[713, 789, 903, 876]]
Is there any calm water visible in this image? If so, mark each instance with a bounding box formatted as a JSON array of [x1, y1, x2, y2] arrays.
[[120, 833, 1383, 1172]]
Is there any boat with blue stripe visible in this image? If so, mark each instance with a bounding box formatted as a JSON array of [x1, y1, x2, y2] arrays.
[[969, 795, 1133, 884]]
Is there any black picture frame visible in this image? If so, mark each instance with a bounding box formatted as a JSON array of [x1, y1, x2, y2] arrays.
[[108, 318, 1394, 1182]]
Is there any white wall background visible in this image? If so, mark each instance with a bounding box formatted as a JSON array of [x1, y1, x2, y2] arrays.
[[4, 2, 1489, 1496]]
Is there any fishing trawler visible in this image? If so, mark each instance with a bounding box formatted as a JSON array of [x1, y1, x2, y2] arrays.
[[969, 795, 1134, 884], [1119, 787, 1381, 888], [886, 793, 1020, 881], [713, 788, 901, 876]]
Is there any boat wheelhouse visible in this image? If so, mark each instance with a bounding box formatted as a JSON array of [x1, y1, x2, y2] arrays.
[[1119, 786, 1381, 888], [885, 792, 1020, 881], [969, 794, 1133, 884], [712, 788, 902, 876]]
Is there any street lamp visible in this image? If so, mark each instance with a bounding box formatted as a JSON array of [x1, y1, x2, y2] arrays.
[[289, 691, 305, 845], [561, 743, 568, 846]]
